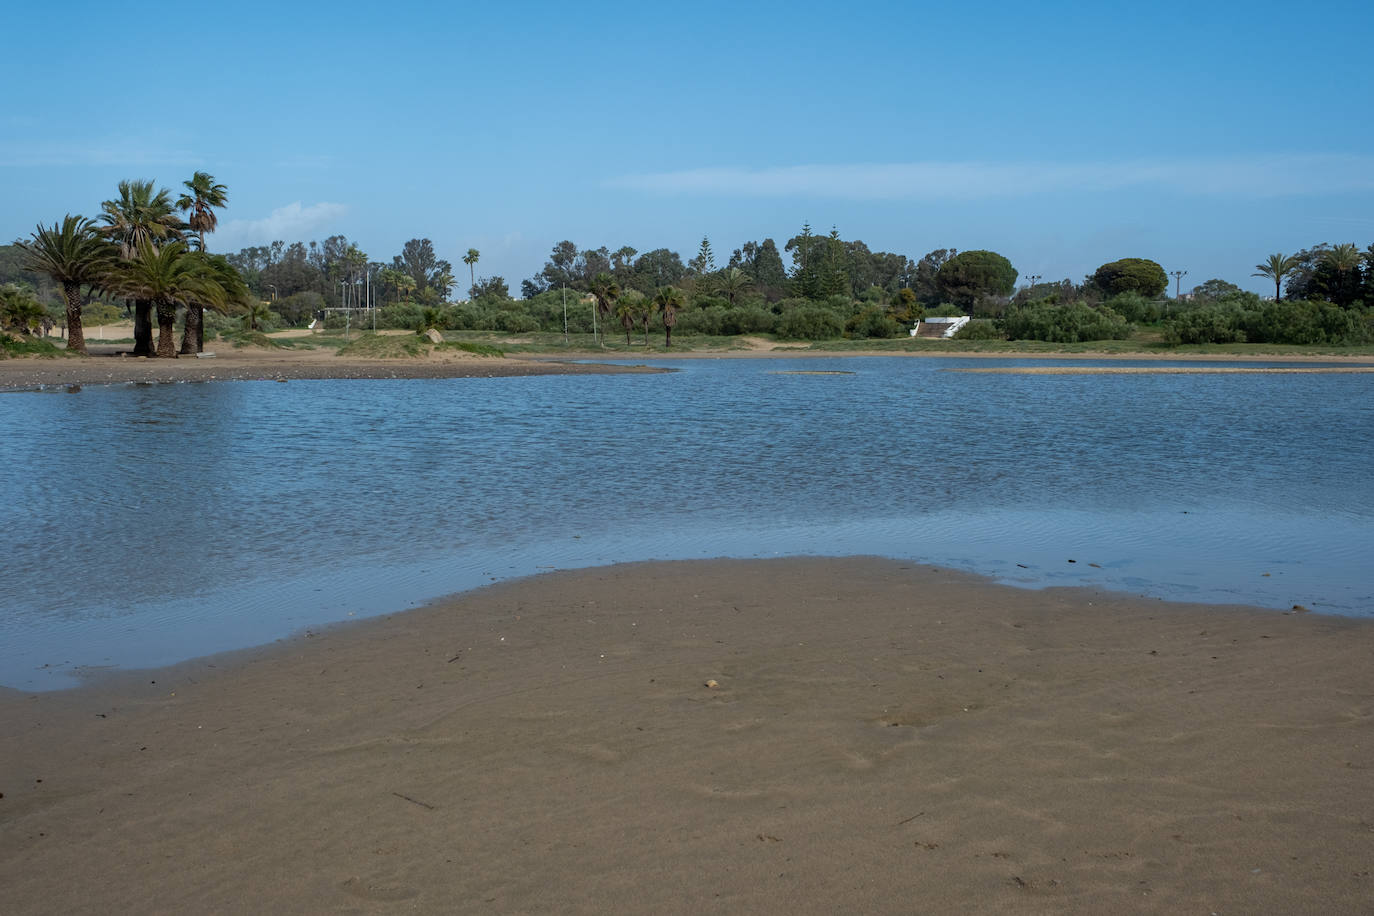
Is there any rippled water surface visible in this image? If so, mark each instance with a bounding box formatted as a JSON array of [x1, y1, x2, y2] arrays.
[[2, 356, 1371, 688]]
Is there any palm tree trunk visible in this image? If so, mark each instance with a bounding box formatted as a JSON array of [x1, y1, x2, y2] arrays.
[[180, 305, 203, 354], [133, 299, 154, 356], [1275, 278, 1282, 302], [155, 301, 178, 358], [63, 283, 87, 354]]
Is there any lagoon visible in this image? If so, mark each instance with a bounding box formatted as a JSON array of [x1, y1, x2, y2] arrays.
[[2, 356, 1370, 689]]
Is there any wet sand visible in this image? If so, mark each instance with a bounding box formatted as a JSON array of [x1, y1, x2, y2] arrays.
[[2, 558, 1370, 914], [5, 337, 1372, 390]]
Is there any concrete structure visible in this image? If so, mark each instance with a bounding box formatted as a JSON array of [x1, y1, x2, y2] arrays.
[[910, 316, 970, 339]]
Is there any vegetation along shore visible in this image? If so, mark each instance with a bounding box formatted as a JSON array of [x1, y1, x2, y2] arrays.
[[4, 175, 1374, 366]]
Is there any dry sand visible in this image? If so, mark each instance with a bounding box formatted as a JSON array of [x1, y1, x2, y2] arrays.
[[2, 558, 1370, 914], [8, 329, 1373, 391], [0, 346, 661, 389]]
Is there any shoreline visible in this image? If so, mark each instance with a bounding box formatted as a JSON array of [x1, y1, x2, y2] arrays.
[[0, 347, 664, 389], [3, 557, 1370, 913], [3, 342, 1372, 389]]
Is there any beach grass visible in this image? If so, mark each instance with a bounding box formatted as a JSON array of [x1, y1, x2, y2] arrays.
[[334, 333, 428, 358], [216, 329, 295, 349], [434, 340, 505, 357], [0, 335, 69, 358]]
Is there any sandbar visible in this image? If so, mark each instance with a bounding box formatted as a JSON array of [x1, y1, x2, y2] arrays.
[[2, 558, 1370, 913]]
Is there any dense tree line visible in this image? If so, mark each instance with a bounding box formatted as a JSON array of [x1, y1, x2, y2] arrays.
[[8, 195, 1374, 349]]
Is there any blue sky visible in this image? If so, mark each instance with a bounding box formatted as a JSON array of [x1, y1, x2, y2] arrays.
[[3, 0, 1372, 295]]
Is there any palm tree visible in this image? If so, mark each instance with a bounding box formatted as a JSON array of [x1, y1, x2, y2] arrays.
[[714, 266, 753, 305], [653, 286, 684, 347], [417, 306, 446, 333], [183, 254, 252, 352], [1324, 243, 1362, 305], [20, 215, 115, 354], [1252, 253, 1299, 302], [640, 296, 659, 346], [176, 172, 228, 252], [240, 301, 273, 332], [614, 300, 638, 344], [99, 180, 183, 356], [463, 248, 480, 297], [588, 272, 620, 346], [107, 241, 217, 358], [1, 286, 46, 335], [176, 172, 229, 352]]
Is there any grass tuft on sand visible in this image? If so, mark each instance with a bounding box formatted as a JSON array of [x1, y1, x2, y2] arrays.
[[335, 333, 428, 358], [435, 340, 504, 357], [215, 330, 292, 349], [0, 335, 68, 358]]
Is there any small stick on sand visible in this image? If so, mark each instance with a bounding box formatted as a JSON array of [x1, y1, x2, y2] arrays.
[[392, 792, 436, 810]]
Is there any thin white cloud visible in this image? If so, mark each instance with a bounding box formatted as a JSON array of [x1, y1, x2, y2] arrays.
[[604, 155, 1374, 200], [0, 138, 199, 168], [217, 201, 349, 247]]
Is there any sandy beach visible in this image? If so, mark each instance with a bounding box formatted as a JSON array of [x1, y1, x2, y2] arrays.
[[0, 345, 662, 389], [5, 329, 1373, 390], [2, 558, 1370, 914]]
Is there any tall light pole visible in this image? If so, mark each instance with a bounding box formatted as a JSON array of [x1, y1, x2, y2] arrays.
[[1170, 269, 1187, 299], [1026, 274, 1042, 300]]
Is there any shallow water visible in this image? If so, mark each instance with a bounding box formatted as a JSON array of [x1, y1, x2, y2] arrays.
[[2, 356, 1370, 689]]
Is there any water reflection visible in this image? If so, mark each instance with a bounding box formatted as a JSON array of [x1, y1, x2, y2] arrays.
[[1, 357, 1370, 688]]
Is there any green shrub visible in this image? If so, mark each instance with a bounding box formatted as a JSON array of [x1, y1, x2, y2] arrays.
[[952, 319, 1003, 340], [1242, 300, 1371, 345], [776, 306, 844, 340], [1, 334, 65, 357], [691, 294, 732, 311], [774, 297, 815, 314], [823, 294, 857, 314], [1162, 305, 1248, 344], [274, 291, 324, 325], [1104, 292, 1163, 325], [845, 306, 903, 339], [491, 311, 539, 333], [1002, 303, 1132, 342], [377, 302, 424, 330]]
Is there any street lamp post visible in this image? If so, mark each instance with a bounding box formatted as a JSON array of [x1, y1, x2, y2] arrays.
[[1170, 269, 1188, 310], [1026, 274, 1042, 300]]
